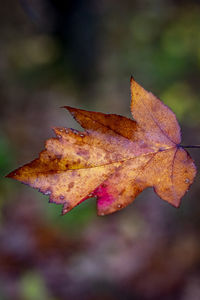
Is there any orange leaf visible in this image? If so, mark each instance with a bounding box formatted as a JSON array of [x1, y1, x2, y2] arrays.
[[7, 78, 197, 215]]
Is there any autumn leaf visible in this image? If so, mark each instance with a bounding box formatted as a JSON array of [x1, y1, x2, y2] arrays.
[[6, 78, 197, 215]]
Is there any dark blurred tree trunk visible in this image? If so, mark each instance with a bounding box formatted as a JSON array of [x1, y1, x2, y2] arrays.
[[20, 0, 100, 87]]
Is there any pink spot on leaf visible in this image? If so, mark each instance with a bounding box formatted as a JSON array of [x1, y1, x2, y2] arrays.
[[94, 184, 115, 209], [76, 185, 115, 210]]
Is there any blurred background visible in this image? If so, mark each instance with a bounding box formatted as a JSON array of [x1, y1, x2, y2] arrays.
[[1, 0, 200, 299]]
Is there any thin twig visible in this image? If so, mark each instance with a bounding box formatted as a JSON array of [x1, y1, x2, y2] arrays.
[[180, 145, 200, 149]]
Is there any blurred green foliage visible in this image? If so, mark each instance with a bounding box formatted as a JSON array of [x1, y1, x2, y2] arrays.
[[46, 196, 96, 236], [20, 272, 49, 300]]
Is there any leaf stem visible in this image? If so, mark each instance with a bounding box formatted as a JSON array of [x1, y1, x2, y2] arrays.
[[180, 145, 200, 149]]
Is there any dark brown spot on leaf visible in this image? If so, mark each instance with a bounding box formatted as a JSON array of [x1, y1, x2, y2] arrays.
[[68, 182, 74, 190], [119, 188, 125, 196]]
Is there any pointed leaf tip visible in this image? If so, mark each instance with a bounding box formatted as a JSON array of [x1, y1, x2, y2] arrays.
[[62, 105, 74, 112]]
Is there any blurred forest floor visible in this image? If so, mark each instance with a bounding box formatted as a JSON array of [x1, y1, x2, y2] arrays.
[[1, 1, 200, 299]]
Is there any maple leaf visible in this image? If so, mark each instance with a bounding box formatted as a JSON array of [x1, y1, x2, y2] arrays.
[[7, 78, 197, 215]]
